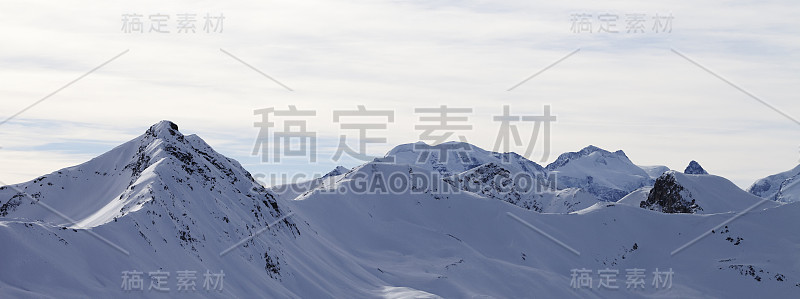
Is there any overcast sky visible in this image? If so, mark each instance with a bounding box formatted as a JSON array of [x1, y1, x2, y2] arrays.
[[1, 0, 799, 188]]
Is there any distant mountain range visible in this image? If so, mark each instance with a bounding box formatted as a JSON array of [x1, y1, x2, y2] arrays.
[[1, 121, 798, 298]]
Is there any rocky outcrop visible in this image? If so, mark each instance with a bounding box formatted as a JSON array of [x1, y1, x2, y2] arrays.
[[640, 172, 703, 214], [684, 160, 708, 175]]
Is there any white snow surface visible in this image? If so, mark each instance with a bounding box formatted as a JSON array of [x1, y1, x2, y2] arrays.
[[546, 146, 653, 201], [1, 122, 799, 298], [748, 164, 800, 203], [664, 171, 780, 214]]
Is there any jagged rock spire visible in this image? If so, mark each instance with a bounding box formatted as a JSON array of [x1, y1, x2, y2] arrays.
[[684, 160, 708, 175]]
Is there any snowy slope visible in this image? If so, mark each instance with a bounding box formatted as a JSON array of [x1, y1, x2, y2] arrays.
[[1, 122, 799, 298], [0, 121, 290, 228], [0, 121, 309, 297], [640, 171, 780, 214], [546, 145, 653, 202], [371, 143, 647, 209], [638, 165, 670, 179], [290, 186, 800, 298], [283, 155, 602, 214], [615, 186, 652, 207], [275, 157, 800, 297], [270, 165, 352, 202], [748, 164, 800, 203], [442, 162, 602, 213]]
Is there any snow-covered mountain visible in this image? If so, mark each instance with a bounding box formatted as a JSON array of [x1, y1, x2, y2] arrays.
[[377, 141, 547, 178], [442, 162, 601, 213], [299, 142, 607, 213], [545, 145, 653, 202], [0, 121, 306, 297], [0, 121, 292, 228], [2, 121, 799, 298], [374, 143, 657, 206], [269, 165, 352, 202], [748, 164, 800, 203], [637, 170, 779, 214], [684, 160, 709, 175]]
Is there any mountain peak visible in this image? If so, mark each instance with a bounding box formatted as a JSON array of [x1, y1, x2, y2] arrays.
[[323, 166, 350, 178], [579, 145, 602, 155], [546, 145, 628, 170], [146, 120, 182, 139], [578, 145, 626, 156], [684, 160, 708, 175], [386, 141, 475, 155]]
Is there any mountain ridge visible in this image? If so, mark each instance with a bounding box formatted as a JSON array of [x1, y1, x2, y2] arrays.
[[2, 121, 799, 298]]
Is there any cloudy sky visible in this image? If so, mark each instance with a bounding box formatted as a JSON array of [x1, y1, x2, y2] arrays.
[[1, 0, 798, 188]]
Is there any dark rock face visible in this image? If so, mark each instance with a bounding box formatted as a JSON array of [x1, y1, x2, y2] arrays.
[[444, 163, 544, 212], [684, 160, 708, 175], [640, 172, 703, 214]]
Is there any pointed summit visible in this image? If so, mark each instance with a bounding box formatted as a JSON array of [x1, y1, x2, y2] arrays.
[[153, 120, 179, 131], [0, 120, 292, 229], [323, 166, 350, 178], [684, 160, 708, 175], [545, 145, 629, 170], [146, 120, 182, 139]]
